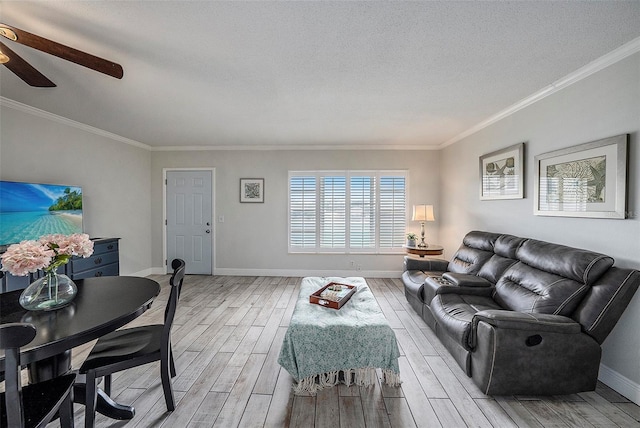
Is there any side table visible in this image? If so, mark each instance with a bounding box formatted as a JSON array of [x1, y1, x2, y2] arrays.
[[404, 245, 444, 258]]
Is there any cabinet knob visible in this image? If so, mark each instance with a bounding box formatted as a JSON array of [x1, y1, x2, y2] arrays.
[[94, 257, 103, 264], [107, 245, 114, 250]]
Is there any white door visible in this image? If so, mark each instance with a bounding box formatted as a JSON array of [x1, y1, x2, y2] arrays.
[[166, 170, 213, 274]]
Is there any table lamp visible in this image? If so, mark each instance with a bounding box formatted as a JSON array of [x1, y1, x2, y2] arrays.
[[412, 204, 435, 248]]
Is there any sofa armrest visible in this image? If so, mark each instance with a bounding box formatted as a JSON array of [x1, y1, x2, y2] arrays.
[[403, 256, 449, 272], [442, 273, 492, 287], [469, 310, 601, 395], [469, 310, 581, 349], [472, 310, 581, 334]]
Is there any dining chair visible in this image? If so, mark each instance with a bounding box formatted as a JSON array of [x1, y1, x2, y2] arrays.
[[0, 323, 76, 428], [79, 259, 186, 428]]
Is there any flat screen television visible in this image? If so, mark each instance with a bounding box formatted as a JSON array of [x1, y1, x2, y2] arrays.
[[0, 180, 84, 249]]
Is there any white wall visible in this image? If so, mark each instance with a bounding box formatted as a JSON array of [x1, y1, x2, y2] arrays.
[[440, 53, 640, 400], [0, 104, 153, 275], [151, 149, 440, 277]]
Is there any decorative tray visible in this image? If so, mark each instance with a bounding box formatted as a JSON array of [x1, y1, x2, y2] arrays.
[[309, 282, 357, 309]]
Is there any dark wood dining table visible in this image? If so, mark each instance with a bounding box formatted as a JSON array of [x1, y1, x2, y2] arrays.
[[0, 275, 161, 420]]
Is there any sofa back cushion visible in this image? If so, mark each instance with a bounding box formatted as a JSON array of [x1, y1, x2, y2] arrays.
[[476, 234, 526, 283], [516, 239, 613, 285], [493, 239, 614, 315], [494, 234, 526, 259], [447, 231, 500, 275], [494, 263, 589, 314], [449, 232, 525, 283], [477, 255, 518, 284]]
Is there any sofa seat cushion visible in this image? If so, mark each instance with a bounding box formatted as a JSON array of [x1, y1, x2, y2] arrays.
[[431, 293, 503, 350]]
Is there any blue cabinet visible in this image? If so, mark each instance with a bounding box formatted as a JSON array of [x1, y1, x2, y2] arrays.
[[68, 238, 120, 280], [0, 238, 120, 292]]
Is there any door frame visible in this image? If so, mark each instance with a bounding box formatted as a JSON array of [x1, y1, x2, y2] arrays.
[[163, 168, 216, 274]]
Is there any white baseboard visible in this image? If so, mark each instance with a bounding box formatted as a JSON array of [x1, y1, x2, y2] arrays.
[[123, 268, 157, 277], [599, 363, 640, 405], [146, 267, 402, 278], [212, 268, 403, 278]]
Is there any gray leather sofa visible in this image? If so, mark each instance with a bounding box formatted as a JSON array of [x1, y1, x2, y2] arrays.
[[402, 231, 640, 395]]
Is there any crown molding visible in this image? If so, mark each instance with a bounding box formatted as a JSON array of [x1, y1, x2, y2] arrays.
[[150, 143, 439, 151], [440, 35, 640, 149], [0, 97, 153, 151], [0, 97, 438, 151]]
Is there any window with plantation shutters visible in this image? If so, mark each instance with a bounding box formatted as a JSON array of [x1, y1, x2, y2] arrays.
[[289, 171, 407, 253]]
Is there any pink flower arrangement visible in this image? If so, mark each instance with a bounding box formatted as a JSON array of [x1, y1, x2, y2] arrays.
[[1, 233, 94, 276]]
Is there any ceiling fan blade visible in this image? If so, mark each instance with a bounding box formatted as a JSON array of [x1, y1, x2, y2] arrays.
[[0, 41, 56, 87], [0, 23, 123, 79]]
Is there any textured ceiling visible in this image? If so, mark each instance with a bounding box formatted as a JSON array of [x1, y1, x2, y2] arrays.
[[1, 1, 640, 150]]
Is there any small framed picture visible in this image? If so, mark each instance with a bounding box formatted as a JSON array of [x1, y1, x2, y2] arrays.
[[534, 134, 628, 219], [479, 142, 525, 200], [240, 178, 264, 203]]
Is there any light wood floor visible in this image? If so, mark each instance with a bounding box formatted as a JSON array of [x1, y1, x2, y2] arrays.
[[54, 275, 640, 427]]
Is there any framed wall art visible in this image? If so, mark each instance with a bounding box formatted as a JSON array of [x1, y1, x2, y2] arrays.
[[240, 178, 264, 203], [479, 142, 525, 200], [534, 134, 628, 219]]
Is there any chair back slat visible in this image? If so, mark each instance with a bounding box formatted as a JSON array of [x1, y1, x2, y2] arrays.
[[0, 323, 37, 428], [171, 258, 186, 298], [163, 259, 186, 335]]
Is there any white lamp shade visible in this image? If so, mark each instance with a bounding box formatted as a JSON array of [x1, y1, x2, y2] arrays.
[[412, 204, 435, 222]]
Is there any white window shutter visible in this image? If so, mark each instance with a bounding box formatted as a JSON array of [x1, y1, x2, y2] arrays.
[[289, 175, 317, 249], [379, 175, 407, 249], [350, 175, 376, 249], [320, 176, 346, 248]]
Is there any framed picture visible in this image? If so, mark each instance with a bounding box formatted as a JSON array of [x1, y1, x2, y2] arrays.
[[479, 142, 525, 200], [534, 134, 628, 219], [240, 178, 264, 203]]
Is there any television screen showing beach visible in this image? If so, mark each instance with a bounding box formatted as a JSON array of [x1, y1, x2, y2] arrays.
[[0, 181, 83, 246]]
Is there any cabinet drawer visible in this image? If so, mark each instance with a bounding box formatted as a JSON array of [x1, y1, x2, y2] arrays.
[[71, 251, 119, 273], [72, 262, 119, 280], [92, 239, 119, 255], [3, 274, 30, 292]]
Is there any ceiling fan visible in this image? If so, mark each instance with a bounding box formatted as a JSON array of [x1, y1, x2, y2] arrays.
[[0, 23, 123, 87]]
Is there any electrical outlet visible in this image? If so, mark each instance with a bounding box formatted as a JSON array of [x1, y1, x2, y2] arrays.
[[356, 264, 362, 271], [350, 260, 355, 267]]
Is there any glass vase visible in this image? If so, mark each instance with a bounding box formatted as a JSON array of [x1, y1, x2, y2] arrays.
[[19, 270, 77, 311]]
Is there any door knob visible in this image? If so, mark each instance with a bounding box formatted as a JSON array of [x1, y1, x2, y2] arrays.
[[206, 229, 211, 233]]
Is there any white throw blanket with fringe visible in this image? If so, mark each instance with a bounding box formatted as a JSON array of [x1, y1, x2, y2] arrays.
[[277, 277, 402, 395], [293, 367, 402, 395]]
